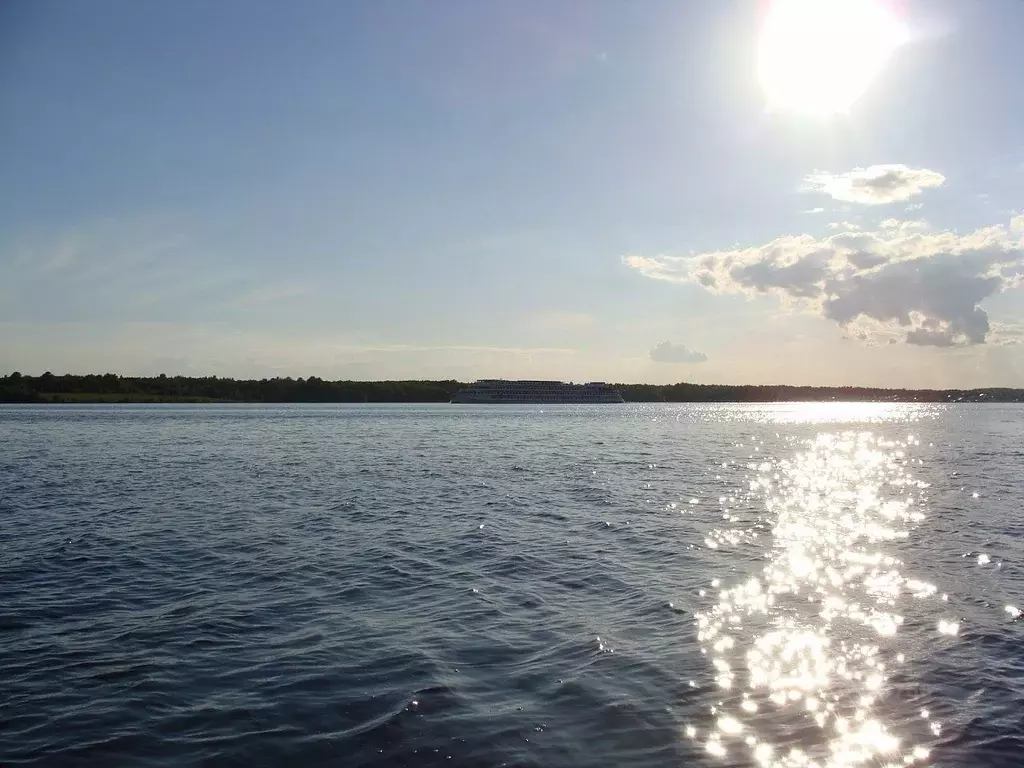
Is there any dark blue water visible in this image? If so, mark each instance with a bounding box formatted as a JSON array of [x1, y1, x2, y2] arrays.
[[2, 403, 1022, 767]]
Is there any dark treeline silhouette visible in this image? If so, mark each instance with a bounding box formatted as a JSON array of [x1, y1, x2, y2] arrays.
[[617, 383, 1024, 403], [0, 372, 462, 403], [2, 372, 1023, 403]]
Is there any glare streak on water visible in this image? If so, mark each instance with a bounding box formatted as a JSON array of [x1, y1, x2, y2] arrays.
[[696, 432, 937, 766], [1, 402, 1023, 767]]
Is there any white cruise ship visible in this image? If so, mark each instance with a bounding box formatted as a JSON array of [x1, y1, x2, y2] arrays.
[[451, 379, 625, 404]]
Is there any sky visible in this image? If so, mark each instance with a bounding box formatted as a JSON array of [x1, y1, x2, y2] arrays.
[[3, 0, 1024, 387]]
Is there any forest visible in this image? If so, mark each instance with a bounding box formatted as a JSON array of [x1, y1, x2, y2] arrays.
[[2, 372, 1022, 403]]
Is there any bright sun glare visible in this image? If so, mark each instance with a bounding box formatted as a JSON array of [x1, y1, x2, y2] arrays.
[[757, 0, 906, 116]]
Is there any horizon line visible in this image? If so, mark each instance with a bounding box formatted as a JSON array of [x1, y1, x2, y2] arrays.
[[3, 371, 1024, 394]]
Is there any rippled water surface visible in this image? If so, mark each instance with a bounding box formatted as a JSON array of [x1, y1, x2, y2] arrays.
[[2, 403, 1023, 767]]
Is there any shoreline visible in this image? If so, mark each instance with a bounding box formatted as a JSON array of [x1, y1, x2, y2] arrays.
[[3, 374, 1024, 404], [4, 394, 1022, 405]]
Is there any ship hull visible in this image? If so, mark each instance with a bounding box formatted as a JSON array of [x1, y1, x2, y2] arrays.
[[451, 380, 624, 404]]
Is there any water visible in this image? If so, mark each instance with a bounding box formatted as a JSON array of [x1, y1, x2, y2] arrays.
[[1, 403, 1022, 767]]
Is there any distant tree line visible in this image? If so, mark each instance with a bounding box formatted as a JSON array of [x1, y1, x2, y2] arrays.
[[615, 382, 1024, 403], [2, 371, 1022, 403], [0, 372, 462, 403]]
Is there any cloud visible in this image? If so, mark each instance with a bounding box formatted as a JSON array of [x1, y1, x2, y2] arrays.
[[0, 321, 581, 378], [649, 341, 708, 364], [805, 165, 945, 205], [225, 283, 312, 309], [802, 208, 825, 214], [878, 218, 929, 235], [524, 310, 597, 331], [347, 343, 577, 355], [989, 321, 1024, 346], [623, 216, 1024, 347], [905, 327, 957, 347], [38, 236, 83, 274]]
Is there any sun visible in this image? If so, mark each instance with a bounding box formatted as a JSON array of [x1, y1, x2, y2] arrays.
[[757, 0, 906, 116]]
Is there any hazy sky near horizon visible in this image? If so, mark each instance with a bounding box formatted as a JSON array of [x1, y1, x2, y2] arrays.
[[4, 0, 1024, 386]]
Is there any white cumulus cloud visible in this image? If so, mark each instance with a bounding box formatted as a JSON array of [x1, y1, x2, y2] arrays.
[[878, 218, 928, 234], [805, 164, 945, 205], [623, 217, 1024, 347], [649, 341, 707, 363]]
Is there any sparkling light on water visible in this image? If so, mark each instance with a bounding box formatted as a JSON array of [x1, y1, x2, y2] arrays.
[[695, 432, 941, 766]]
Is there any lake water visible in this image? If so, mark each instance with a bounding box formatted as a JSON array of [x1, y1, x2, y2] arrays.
[[2, 403, 1023, 767]]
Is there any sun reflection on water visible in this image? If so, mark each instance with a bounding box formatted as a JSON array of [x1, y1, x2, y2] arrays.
[[695, 432, 942, 766]]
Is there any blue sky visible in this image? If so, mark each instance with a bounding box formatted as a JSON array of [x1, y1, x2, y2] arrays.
[[3, 0, 1024, 386]]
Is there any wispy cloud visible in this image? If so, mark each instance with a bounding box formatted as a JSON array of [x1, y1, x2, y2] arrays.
[[624, 215, 1024, 347], [0, 321, 580, 377], [37, 236, 83, 275], [805, 165, 945, 205], [649, 341, 707, 363], [989, 321, 1024, 346], [878, 218, 929, 235], [2, 218, 322, 323], [342, 343, 576, 355], [523, 310, 597, 331], [17, 219, 188, 278], [224, 283, 313, 309]]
